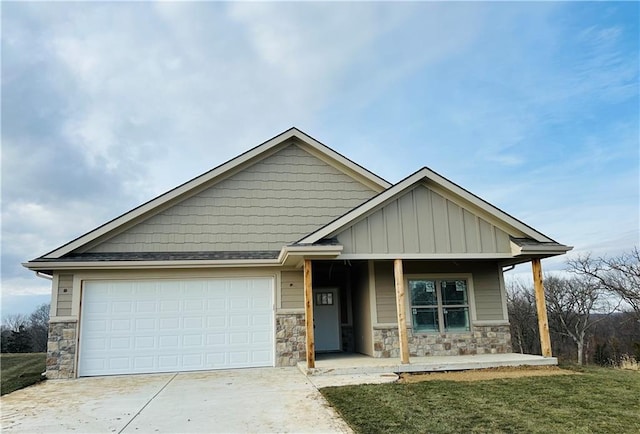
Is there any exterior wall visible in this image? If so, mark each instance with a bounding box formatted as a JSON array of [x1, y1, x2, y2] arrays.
[[89, 144, 377, 253], [352, 262, 373, 356], [281, 270, 304, 309], [56, 274, 74, 317], [373, 260, 507, 324], [373, 325, 512, 358], [275, 313, 306, 366], [46, 319, 78, 379], [336, 185, 512, 255]]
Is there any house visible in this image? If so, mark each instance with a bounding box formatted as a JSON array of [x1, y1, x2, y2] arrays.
[[24, 128, 571, 379]]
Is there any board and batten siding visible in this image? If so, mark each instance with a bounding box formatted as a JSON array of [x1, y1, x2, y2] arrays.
[[56, 274, 73, 316], [89, 144, 377, 253], [281, 270, 304, 309], [336, 185, 512, 255], [374, 261, 505, 324]]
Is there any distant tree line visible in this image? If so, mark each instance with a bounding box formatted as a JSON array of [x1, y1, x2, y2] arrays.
[[1, 303, 50, 353], [508, 248, 640, 365]]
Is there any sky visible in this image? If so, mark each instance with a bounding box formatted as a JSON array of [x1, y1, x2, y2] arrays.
[[2, 1, 638, 318]]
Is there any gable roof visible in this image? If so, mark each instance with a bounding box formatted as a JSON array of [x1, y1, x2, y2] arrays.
[[296, 167, 571, 254], [39, 128, 391, 259]]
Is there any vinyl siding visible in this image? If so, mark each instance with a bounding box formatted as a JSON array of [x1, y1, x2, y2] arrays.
[[336, 185, 512, 255], [57, 274, 73, 316], [373, 260, 506, 324], [374, 261, 396, 324], [281, 270, 304, 309], [89, 144, 377, 252]]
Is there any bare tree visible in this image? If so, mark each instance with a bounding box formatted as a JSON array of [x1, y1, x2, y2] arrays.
[[506, 281, 540, 355], [29, 304, 50, 352], [568, 248, 640, 315], [545, 275, 614, 365], [1, 314, 29, 333]]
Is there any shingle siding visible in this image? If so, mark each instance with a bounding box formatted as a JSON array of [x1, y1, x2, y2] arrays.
[[89, 144, 377, 253]]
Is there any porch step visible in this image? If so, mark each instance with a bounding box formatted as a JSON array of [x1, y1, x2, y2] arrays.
[[298, 353, 558, 377]]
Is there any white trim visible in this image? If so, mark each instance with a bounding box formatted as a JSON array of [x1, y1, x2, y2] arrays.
[[497, 264, 509, 321], [49, 316, 78, 323], [472, 320, 510, 326], [23, 259, 282, 271], [276, 308, 305, 315], [39, 128, 390, 260], [337, 253, 515, 260], [299, 167, 559, 245], [510, 240, 572, 256], [275, 271, 282, 310], [50, 274, 60, 317], [71, 276, 82, 317]]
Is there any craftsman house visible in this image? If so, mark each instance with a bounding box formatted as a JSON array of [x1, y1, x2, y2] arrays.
[[24, 128, 571, 378]]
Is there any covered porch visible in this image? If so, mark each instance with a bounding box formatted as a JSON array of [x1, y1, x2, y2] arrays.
[[298, 352, 558, 376]]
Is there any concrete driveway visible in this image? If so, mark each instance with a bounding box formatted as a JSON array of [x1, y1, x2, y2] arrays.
[[1, 368, 352, 433]]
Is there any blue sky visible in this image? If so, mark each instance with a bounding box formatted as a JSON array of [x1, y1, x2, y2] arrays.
[[2, 2, 638, 317]]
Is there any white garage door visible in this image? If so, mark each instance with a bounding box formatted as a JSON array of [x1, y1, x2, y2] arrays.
[[78, 278, 274, 377]]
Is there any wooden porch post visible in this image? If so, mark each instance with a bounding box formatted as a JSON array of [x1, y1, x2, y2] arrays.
[[532, 258, 552, 357], [304, 259, 315, 368], [393, 259, 410, 364]]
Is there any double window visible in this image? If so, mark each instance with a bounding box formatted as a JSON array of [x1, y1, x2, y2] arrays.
[[409, 278, 470, 333]]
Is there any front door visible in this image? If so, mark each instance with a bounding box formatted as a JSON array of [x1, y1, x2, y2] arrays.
[[313, 287, 341, 352]]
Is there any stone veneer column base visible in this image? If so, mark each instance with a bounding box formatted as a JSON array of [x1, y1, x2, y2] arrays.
[[373, 324, 512, 358], [275, 313, 306, 366], [46, 320, 78, 379]]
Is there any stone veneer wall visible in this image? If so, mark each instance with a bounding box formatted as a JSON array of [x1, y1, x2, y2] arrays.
[[275, 313, 306, 366], [46, 320, 78, 379], [373, 325, 512, 358]]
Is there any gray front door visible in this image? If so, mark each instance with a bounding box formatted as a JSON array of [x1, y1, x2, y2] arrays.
[[313, 287, 341, 352]]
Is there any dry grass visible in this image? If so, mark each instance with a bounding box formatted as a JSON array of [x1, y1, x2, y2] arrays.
[[619, 354, 639, 371], [399, 365, 576, 383]]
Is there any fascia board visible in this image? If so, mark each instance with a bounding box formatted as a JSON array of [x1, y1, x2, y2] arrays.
[[292, 131, 391, 191], [22, 259, 282, 271], [423, 169, 556, 242], [298, 169, 429, 244], [42, 128, 390, 259], [300, 167, 561, 245]]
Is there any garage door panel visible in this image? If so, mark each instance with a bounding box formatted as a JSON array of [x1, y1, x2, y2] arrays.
[[79, 278, 274, 376]]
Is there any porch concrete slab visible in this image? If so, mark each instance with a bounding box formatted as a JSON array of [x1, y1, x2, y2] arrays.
[[300, 353, 558, 377], [1, 368, 351, 433]]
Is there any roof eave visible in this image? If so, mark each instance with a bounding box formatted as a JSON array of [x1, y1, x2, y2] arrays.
[[38, 128, 390, 260]]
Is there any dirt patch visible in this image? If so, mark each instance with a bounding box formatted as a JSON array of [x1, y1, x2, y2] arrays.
[[399, 365, 576, 383]]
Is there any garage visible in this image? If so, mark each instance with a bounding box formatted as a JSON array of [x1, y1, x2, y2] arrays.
[[78, 277, 274, 376]]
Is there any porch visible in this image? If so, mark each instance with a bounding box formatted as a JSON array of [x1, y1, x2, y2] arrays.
[[298, 352, 558, 376]]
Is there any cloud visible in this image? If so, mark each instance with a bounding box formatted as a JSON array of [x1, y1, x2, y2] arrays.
[[1, 1, 637, 318]]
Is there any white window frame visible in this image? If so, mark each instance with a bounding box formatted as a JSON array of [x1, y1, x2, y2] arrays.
[[405, 273, 477, 333]]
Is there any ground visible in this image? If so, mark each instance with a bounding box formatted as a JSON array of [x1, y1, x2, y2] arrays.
[[0, 353, 46, 396], [321, 365, 640, 434], [399, 365, 575, 383]]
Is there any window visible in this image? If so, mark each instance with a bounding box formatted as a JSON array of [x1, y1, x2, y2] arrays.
[[409, 278, 470, 333], [315, 292, 333, 305]]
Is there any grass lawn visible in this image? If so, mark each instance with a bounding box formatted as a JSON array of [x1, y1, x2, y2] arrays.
[[1, 353, 46, 396], [321, 366, 640, 434]]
